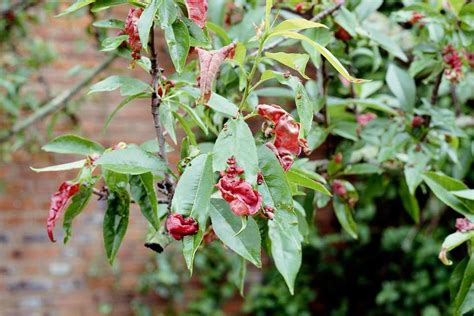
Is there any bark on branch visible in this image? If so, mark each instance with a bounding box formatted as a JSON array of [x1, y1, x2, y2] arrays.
[[148, 25, 174, 212]]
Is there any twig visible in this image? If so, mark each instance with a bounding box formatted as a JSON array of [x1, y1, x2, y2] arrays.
[[451, 84, 461, 117], [148, 25, 174, 212], [253, 2, 343, 56], [0, 54, 117, 143], [431, 71, 443, 105]]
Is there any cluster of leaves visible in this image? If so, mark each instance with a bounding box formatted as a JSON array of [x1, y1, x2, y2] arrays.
[[30, 0, 473, 312]]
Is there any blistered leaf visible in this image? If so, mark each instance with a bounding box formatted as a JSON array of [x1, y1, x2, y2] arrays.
[[197, 42, 236, 101], [47, 182, 81, 242], [185, 0, 208, 28]]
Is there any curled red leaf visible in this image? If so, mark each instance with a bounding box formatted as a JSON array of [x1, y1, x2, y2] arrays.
[[411, 115, 425, 128], [443, 44, 463, 83], [216, 157, 262, 216], [123, 8, 143, 60], [47, 181, 80, 242], [166, 213, 199, 240], [455, 218, 474, 233], [257, 104, 309, 171], [356, 112, 377, 126], [185, 0, 208, 29], [197, 42, 236, 101], [332, 180, 347, 198]]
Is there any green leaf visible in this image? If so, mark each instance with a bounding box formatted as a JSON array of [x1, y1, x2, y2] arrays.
[[104, 93, 147, 131], [173, 113, 197, 145], [42, 134, 104, 156], [265, 52, 310, 79], [334, 6, 358, 37], [89, 76, 150, 96], [268, 204, 302, 295], [257, 145, 294, 212], [207, 92, 239, 117], [31, 159, 86, 173], [452, 190, 474, 200], [100, 35, 128, 52], [172, 154, 214, 273], [129, 172, 160, 230], [213, 118, 259, 185], [209, 199, 262, 268], [400, 177, 420, 224], [333, 196, 358, 239], [272, 18, 327, 33], [449, 0, 465, 15], [265, 0, 272, 30], [158, 0, 177, 29], [206, 22, 232, 44], [95, 145, 167, 175], [355, 0, 383, 21], [453, 254, 474, 314], [386, 64, 416, 112], [286, 169, 331, 196], [365, 28, 408, 62], [342, 163, 382, 175], [56, 0, 95, 17], [103, 171, 130, 264], [63, 178, 97, 243], [138, 0, 161, 51], [268, 31, 366, 83], [159, 102, 177, 144], [422, 172, 474, 219], [182, 17, 209, 46], [178, 102, 208, 135], [164, 19, 190, 73], [294, 82, 313, 136], [93, 19, 124, 29], [91, 0, 128, 12], [439, 231, 474, 265]]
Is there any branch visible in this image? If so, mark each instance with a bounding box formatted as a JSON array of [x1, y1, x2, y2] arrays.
[[0, 54, 117, 143], [431, 71, 443, 105], [252, 2, 343, 57], [451, 84, 461, 117], [148, 25, 174, 211]]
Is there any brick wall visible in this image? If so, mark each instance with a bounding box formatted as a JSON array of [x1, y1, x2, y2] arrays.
[[0, 7, 192, 316]]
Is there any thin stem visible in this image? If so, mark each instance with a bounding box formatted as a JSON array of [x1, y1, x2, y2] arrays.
[[451, 84, 461, 117], [148, 24, 174, 212], [431, 71, 443, 105], [239, 38, 265, 111]]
